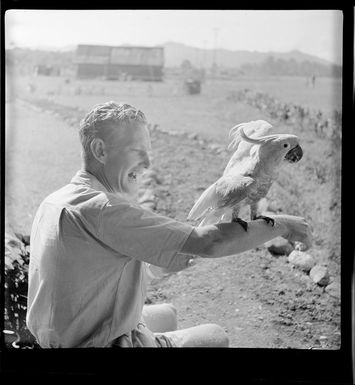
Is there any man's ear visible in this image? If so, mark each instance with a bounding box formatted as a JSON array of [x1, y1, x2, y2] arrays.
[[90, 138, 107, 164]]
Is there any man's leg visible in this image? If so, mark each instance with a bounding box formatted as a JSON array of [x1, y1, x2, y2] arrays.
[[142, 303, 178, 333], [163, 324, 229, 347], [142, 303, 229, 347]]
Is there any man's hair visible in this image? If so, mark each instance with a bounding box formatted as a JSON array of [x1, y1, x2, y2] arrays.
[[79, 101, 147, 162]]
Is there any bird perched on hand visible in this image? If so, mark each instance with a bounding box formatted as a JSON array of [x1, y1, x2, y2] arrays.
[[187, 120, 303, 231]]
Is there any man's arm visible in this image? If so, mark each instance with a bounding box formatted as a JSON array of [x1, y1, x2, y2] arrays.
[[181, 214, 312, 258]]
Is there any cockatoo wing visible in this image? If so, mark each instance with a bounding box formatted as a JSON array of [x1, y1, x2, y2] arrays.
[[195, 175, 256, 226], [187, 182, 219, 221], [215, 175, 255, 207], [188, 175, 255, 224], [198, 207, 230, 227]]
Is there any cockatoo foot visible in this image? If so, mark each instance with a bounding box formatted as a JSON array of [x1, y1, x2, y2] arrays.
[[253, 215, 275, 226], [232, 217, 248, 232]]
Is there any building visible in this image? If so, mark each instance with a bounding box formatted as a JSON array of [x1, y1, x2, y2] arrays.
[[74, 44, 164, 81]]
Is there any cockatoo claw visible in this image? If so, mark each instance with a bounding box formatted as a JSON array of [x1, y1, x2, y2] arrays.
[[232, 217, 249, 232], [253, 215, 275, 227]]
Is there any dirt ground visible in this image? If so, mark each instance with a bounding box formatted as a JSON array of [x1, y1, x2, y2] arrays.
[[5, 80, 341, 348]]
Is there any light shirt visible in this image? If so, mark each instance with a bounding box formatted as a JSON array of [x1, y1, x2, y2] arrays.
[[26, 170, 193, 348]]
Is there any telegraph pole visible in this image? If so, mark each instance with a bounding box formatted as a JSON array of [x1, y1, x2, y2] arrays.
[[203, 40, 207, 68], [212, 28, 219, 76]]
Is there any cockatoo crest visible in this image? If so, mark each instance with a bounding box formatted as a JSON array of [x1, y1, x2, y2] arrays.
[[228, 120, 274, 151]]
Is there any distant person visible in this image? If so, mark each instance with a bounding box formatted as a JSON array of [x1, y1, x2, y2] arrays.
[[147, 83, 153, 96], [311, 74, 316, 88], [27, 83, 36, 94], [26, 101, 312, 348]]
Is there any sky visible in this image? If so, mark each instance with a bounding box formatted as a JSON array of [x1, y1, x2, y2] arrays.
[[5, 9, 343, 65]]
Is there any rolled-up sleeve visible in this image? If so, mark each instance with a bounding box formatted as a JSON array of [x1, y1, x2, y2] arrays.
[[100, 198, 194, 271]]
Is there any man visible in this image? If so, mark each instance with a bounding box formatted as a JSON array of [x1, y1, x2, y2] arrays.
[[26, 101, 312, 348]]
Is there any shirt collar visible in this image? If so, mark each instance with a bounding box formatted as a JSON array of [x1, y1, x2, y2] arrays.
[[70, 170, 137, 204], [70, 169, 108, 192]]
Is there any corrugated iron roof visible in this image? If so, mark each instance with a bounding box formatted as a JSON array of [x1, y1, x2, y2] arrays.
[[75, 44, 164, 66]]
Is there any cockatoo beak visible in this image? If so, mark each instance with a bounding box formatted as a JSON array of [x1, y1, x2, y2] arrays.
[[285, 144, 303, 163]]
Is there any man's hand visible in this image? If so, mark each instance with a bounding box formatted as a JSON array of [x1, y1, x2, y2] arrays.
[[269, 214, 313, 250]]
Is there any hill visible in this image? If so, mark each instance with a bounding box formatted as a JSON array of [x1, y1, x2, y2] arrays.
[[163, 41, 334, 68], [6, 43, 341, 78]]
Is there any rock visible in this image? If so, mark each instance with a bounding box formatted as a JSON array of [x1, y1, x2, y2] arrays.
[[142, 169, 163, 184], [309, 265, 330, 286], [219, 150, 229, 157], [138, 189, 156, 204], [141, 177, 154, 186], [294, 241, 308, 251], [187, 133, 199, 140], [5, 232, 23, 249], [325, 281, 340, 298], [267, 200, 280, 212], [70, 117, 78, 126], [138, 187, 146, 197], [208, 143, 222, 152], [257, 198, 269, 213], [14, 233, 30, 246], [140, 201, 156, 211], [288, 250, 316, 272], [265, 236, 294, 256]]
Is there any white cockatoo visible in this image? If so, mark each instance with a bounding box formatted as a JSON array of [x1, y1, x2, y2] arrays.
[[187, 120, 303, 231]]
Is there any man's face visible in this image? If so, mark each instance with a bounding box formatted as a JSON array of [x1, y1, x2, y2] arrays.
[[104, 122, 151, 196]]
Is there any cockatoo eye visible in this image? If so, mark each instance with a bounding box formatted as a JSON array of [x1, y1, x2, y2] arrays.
[[283, 143, 289, 148]]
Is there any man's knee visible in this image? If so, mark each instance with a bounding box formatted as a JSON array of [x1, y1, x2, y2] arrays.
[[164, 303, 177, 318], [160, 303, 178, 331], [142, 303, 178, 333], [203, 323, 229, 347], [169, 323, 229, 347]]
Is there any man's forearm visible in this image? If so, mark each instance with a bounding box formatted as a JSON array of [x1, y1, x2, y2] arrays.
[[182, 218, 286, 258], [208, 219, 286, 258]]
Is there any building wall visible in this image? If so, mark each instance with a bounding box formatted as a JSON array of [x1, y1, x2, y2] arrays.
[[77, 63, 163, 81], [110, 47, 164, 66], [106, 64, 163, 80], [77, 63, 106, 78], [75, 45, 164, 81]]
